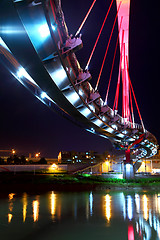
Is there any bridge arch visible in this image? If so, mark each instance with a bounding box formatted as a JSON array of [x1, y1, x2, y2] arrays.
[[0, 0, 158, 160]]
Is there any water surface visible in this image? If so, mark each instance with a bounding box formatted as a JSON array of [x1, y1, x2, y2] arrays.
[[0, 190, 160, 240]]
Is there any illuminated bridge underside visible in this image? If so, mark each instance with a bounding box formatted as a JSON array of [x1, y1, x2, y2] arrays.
[[0, 0, 158, 159]]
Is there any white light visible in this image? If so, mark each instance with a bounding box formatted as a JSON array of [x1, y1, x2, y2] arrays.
[[105, 127, 114, 133], [0, 37, 11, 52], [117, 133, 125, 138], [112, 124, 118, 130], [128, 138, 135, 142], [17, 67, 25, 78], [51, 25, 56, 31], [127, 195, 133, 220], [38, 24, 50, 38], [79, 89, 83, 96], [102, 116, 106, 121], [93, 119, 103, 127], [89, 104, 95, 112], [66, 91, 80, 105], [17, 67, 37, 85], [41, 92, 47, 99], [80, 107, 92, 118], [51, 68, 67, 86], [122, 130, 127, 134], [89, 192, 93, 216], [135, 194, 140, 214]]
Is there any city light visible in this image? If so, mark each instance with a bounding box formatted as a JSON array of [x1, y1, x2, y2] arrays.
[[8, 214, 13, 223], [49, 164, 58, 172], [127, 195, 133, 220], [8, 193, 15, 200], [143, 195, 148, 221], [33, 200, 39, 222], [23, 193, 27, 223], [35, 152, 40, 158], [12, 149, 16, 155], [50, 191, 56, 218], [104, 194, 111, 222]]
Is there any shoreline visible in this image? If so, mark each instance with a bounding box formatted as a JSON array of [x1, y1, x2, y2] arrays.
[[1, 172, 160, 193]]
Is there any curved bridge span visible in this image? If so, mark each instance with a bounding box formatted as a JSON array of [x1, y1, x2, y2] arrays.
[[0, 0, 158, 161]]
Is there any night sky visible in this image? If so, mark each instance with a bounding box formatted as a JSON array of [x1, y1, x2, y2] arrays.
[[0, 0, 159, 158]]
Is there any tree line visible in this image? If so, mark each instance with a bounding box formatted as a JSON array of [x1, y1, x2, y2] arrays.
[[0, 155, 47, 165]]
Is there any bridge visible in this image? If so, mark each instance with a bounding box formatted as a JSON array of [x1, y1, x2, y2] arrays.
[[0, 0, 158, 178]]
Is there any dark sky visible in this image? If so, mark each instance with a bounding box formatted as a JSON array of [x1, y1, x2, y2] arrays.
[[0, 0, 159, 158]]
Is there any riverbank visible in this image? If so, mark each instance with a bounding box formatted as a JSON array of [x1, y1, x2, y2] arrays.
[[1, 172, 160, 193]]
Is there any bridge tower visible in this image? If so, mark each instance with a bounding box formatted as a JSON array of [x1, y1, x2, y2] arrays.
[[116, 0, 134, 178]]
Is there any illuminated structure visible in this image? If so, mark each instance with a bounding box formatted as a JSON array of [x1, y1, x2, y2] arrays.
[[0, 0, 158, 178], [58, 151, 103, 164]]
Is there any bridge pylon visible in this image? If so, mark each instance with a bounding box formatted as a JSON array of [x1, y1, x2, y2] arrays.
[[123, 149, 134, 179]]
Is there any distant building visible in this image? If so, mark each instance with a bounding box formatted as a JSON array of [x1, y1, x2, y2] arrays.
[[58, 151, 103, 164]]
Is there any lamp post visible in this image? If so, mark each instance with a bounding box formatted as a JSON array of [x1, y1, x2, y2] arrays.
[[12, 149, 16, 155]]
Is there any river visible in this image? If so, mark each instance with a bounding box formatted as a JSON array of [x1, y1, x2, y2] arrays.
[[0, 190, 160, 240]]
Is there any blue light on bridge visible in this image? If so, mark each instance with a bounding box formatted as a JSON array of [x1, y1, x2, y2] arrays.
[[0, 37, 11, 52], [51, 68, 67, 87], [17, 67, 37, 85], [38, 24, 56, 38], [38, 24, 50, 38], [80, 107, 92, 118], [66, 91, 80, 105], [40, 92, 47, 99]]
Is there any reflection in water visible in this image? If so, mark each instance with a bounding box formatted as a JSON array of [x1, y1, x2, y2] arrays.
[[143, 194, 148, 221], [8, 193, 15, 201], [156, 194, 160, 214], [104, 194, 111, 223], [135, 194, 140, 214], [127, 195, 133, 220], [33, 200, 39, 222], [8, 213, 13, 223], [23, 193, 27, 222], [89, 192, 93, 216], [50, 191, 56, 219], [8, 193, 15, 223], [3, 191, 160, 239], [128, 224, 134, 240]]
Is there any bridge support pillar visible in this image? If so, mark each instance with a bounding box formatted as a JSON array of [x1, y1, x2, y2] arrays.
[[123, 149, 134, 179]]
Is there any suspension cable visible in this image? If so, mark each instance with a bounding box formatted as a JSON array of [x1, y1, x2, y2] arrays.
[[129, 83, 135, 126], [75, 0, 97, 36], [126, 56, 145, 131], [85, 0, 115, 70], [113, 29, 124, 111], [105, 16, 123, 104], [95, 1, 122, 91]]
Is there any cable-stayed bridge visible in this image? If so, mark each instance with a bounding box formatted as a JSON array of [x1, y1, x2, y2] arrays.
[[0, 0, 158, 178]]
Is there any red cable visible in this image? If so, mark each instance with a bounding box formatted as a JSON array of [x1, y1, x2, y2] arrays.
[[126, 57, 143, 124], [96, 1, 122, 91], [85, 0, 115, 70], [113, 29, 124, 111], [105, 16, 123, 104], [129, 82, 135, 125], [75, 0, 97, 36]]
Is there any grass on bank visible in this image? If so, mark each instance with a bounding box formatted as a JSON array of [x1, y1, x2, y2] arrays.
[[1, 172, 160, 187]]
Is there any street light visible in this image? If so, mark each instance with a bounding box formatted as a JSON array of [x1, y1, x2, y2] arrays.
[[35, 152, 40, 158], [12, 149, 16, 155]]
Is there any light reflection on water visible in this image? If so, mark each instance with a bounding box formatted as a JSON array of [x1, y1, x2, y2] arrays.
[[0, 191, 160, 239]]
